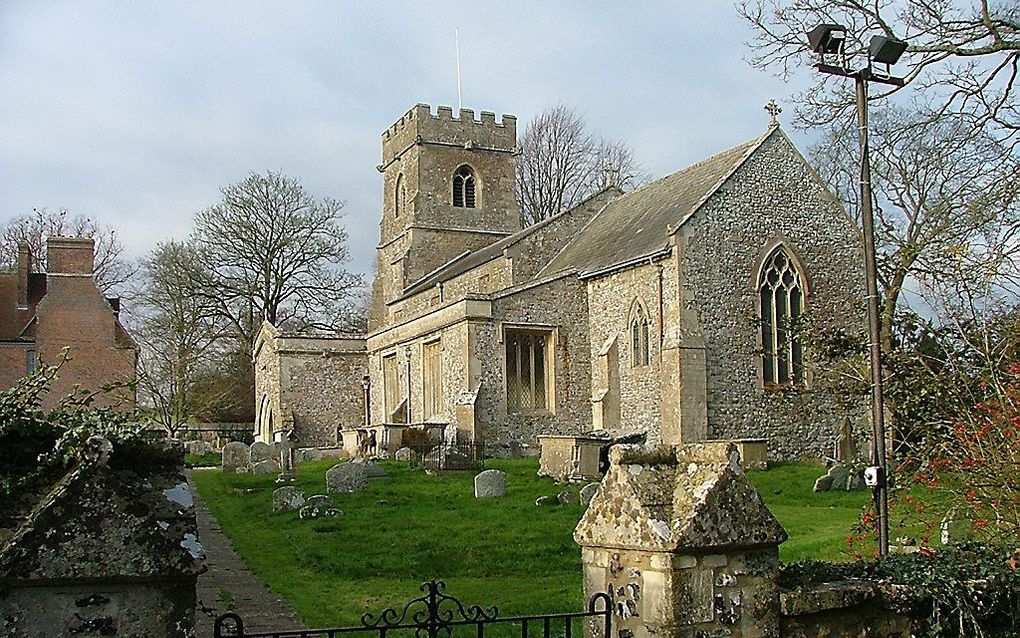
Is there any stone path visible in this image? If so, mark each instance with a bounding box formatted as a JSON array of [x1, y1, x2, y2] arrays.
[[189, 470, 305, 637]]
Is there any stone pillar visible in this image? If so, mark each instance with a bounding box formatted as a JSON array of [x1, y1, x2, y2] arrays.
[[574, 443, 788, 638]]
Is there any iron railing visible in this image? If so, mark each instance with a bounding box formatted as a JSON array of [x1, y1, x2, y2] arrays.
[[213, 580, 611, 638], [408, 443, 485, 472]]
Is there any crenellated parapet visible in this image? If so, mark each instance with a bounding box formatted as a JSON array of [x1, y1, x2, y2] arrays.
[[381, 103, 517, 163]]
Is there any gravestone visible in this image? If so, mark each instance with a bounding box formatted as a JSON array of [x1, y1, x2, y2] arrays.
[[272, 487, 305, 513], [579, 482, 599, 506], [252, 459, 281, 475], [250, 441, 274, 464], [222, 442, 250, 473], [473, 469, 507, 498], [557, 490, 575, 505], [535, 496, 556, 506], [395, 447, 415, 462], [304, 494, 331, 509], [326, 463, 369, 494], [299, 504, 341, 519], [364, 462, 390, 480]]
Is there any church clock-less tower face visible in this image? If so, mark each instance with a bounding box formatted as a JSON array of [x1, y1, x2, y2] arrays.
[[369, 104, 522, 330]]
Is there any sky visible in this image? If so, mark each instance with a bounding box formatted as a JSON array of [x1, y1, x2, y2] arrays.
[[0, 2, 820, 278]]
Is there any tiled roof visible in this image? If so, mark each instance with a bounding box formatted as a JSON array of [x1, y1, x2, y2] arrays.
[[540, 129, 774, 277]]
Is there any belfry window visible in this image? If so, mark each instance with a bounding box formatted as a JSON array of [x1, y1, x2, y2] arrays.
[[395, 173, 407, 217], [452, 165, 477, 208], [630, 305, 650, 367], [759, 246, 806, 387]]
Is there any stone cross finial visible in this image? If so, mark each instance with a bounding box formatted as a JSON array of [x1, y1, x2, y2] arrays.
[[602, 165, 620, 188], [765, 99, 782, 126]]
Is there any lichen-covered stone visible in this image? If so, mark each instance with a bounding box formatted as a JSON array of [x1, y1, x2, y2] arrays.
[[299, 504, 342, 519], [395, 447, 416, 462], [251, 459, 281, 475], [250, 441, 274, 463], [222, 441, 250, 472], [557, 490, 574, 505], [473, 469, 507, 498], [325, 462, 368, 494], [272, 487, 305, 513], [304, 494, 331, 509], [579, 482, 599, 506]]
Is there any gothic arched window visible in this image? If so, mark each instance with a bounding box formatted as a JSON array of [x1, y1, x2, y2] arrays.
[[759, 246, 806, 387], [630, 303, 650, 368], [394, 173, 407, 217], [452, 165, 477, 208]]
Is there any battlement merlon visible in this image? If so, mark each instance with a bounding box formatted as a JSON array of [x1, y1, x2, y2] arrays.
[[381, 103, 518, 163]]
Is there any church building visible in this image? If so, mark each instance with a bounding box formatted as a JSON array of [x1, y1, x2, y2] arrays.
[[254, 103, 868, 460]]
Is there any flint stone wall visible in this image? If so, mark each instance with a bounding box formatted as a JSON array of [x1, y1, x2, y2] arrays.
[[679, 132, 870, 460]]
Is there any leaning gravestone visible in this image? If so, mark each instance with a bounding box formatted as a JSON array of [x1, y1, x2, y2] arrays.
[[250, 441, 274, 463], [473, 469, 507, 498], [273, 487, 305, 513], [252, 459, 281, 475], [326, 463, 369, 494], [579, 483, 599, 506], [222, 442, 250, 473]]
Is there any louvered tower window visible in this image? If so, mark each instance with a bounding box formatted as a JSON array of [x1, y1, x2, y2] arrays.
[[452, 165, 477, 208], [759, 247, 806, 387]]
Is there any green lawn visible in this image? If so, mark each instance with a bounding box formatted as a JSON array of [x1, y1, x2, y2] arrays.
[[193, 459, 868, 628]]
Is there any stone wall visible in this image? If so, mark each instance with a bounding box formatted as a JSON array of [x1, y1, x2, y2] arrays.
[[254, 322, 367, 447], [678, 131, 869, 459]]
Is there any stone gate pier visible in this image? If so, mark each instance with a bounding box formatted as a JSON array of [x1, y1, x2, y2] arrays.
[[574, 442, 788, 638]]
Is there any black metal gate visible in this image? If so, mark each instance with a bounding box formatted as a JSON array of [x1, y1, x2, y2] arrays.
[[213, 580, 611, 638]]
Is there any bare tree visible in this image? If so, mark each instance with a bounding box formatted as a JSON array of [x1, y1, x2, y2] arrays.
[[0, 208, 134, 293], [130, 241, 229, 435], [190, 170, 365, 349], [738, 1, 1020, 143], [516, 105, 643, 227], [810, 105, 1020, 352]]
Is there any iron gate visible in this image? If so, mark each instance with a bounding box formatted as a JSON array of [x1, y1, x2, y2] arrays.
[[213, 580, 612, 638]]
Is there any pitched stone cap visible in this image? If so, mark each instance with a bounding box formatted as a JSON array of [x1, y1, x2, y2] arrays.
[[574, 442, 787, 553]]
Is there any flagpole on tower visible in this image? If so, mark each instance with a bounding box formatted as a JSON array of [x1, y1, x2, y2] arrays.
[[455, 27, 463, 112]]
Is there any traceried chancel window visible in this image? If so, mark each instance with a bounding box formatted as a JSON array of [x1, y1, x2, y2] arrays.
[[630, 306, 650, 367], [452, 165, 477, 208], [505, 329, 550, 412], [759, 247, 806, 387]]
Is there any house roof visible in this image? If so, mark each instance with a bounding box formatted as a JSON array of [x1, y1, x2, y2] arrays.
[[540, 127, 776, 278]]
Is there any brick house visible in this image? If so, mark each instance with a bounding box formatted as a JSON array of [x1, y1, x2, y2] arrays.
[[255, 103, 868, 460], [0, 237, 137, 410]]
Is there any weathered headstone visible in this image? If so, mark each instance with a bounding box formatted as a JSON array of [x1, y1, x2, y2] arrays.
[[272, 486, 305, 513], [252, 459, 281, 475], [304, 494, 332, 509], [535, 495, 556, 506], [222, 442, 250, 473], [395, 447, 415, 462], [299, 504, 342, 519], [579, 482, 599, 506], [364, 462, 389, 480], [326, 462, 369, 494], [250, 441, 274, 464], [473, 469, 507, 498], [557, 490, 575, 505]]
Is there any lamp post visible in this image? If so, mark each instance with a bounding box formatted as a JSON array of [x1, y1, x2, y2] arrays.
[[807, 24, 909, 558]]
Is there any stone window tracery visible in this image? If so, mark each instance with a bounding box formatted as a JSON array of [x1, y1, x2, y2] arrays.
[[452, 165, 477, 208], [759, 246, 806, 387], [630, 305, 650, 368], [505, 328, 550, 413]]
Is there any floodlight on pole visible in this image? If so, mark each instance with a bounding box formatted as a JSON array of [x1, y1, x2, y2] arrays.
[[808, 22, 910, 559]]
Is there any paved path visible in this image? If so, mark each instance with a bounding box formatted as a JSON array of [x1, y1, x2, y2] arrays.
[[189, 470, 305, 637]]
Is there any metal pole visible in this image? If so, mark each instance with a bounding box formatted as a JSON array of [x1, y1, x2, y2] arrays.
[[855, 72, 890, 557]]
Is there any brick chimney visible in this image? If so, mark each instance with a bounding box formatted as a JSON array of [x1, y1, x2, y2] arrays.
[[16, 242, 31, 308], [46, 237, 95, 276]]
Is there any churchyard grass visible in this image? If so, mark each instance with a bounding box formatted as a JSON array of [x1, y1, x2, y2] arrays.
[[185, 451, 221, 468], [193, 459, 868, 628]]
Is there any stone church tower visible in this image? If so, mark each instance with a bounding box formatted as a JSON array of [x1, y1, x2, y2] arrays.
[[369, 104, 522, 330]]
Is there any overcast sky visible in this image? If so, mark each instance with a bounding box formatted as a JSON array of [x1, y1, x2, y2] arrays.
[[0, 2, 819, 277]]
